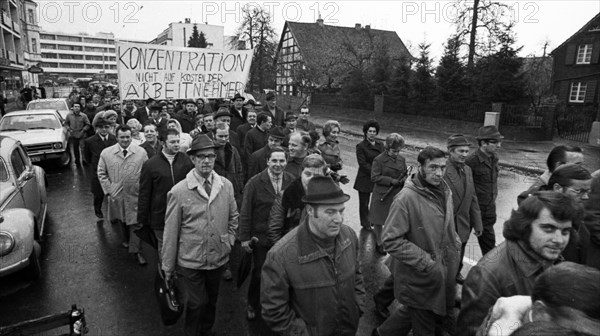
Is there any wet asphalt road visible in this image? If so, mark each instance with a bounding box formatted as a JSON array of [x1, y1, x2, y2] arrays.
[[0, 132, 527, 336]]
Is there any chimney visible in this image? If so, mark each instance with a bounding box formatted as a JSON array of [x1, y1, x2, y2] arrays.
[[365, 25, 371, 30], [316, 14, 324, 27], [184, 18, 191, 24], [355, 23, 361, 30]]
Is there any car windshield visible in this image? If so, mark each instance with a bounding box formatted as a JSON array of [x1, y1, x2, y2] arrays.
[[0, 114, 62, 131], [28, 101, 68, 110]]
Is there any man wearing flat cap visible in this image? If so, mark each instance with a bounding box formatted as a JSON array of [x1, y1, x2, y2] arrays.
[[444, 134, 482, 284], [162, 134, 239, 336], [282, 112, 297, 148], [262, 91, 285, 127], [214, 107, 242, 156], [261, 175, 365, 335], [466, 125, 503, 256]]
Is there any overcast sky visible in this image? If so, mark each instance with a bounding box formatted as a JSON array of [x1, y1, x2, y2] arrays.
[[36, 0, 599, 61]]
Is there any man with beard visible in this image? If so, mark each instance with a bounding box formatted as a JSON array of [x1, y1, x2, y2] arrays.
[[138, 128, 194, 255], [239, 147, 294, 321], [457, 191, 579, 336], [375, 147, 460, 336]]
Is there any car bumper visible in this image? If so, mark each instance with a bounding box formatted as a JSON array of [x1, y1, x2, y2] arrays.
[[0, 257, 30, 277], [29, 150, 67, 162]]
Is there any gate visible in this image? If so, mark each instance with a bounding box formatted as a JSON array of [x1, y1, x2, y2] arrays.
[[554, 104, 598, 142]]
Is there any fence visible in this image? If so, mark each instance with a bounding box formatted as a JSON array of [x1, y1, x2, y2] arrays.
[[554, 104, 598, 143], [499, 104, 545, 128], [312, 93, 374, 111]]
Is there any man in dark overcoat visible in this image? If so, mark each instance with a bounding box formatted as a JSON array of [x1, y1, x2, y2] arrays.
[[84, 118, 116, 219]]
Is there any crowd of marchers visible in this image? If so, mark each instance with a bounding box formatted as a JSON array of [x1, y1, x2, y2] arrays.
[[57, 86, 600, 336]]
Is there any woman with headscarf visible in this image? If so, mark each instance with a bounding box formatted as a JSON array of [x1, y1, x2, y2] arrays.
[[354, 119, 384, 231], [369, 133, 408, 254], [126, 118, 145, 145], [166, 118, 193, 152]]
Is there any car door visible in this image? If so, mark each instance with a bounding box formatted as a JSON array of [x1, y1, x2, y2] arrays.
[[0, 156, 26, 211], [10, 146, 41, 218]]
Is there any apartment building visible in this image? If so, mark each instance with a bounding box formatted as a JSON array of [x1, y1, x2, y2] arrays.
[[149, 18, 226, 49]]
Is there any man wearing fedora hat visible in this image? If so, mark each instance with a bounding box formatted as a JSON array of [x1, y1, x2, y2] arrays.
[[247, 126, 286, 180], [466, 125, 504, 256], [229, 92, 248, 131], [162, 134, 239, 336], [444, 134, 483, 284], [84, 117, 116, 219], [261, 175, 365, 335]]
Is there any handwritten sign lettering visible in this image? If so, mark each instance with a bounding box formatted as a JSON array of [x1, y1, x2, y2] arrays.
[[116, 42, 253, 100]]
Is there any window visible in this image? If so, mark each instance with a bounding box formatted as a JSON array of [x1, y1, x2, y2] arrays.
[[40, 43, 56, 50], [576, 44, 592, 64], [40, 34, 55, 40], [31, 38, 37, 53], [569, 82, 587, 102], [10, 148, 26, 178], [27, 9, 35, 24], [42, 53, 57, 59]]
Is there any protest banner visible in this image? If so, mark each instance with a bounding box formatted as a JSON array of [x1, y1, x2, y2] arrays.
[[116, 42, 254, 100]]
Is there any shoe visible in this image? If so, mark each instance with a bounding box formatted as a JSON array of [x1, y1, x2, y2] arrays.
[[135, 253, 147, 266], [222, 268, 233, 281], [361, 224, 373, 231], [95, 210, 104, 219], [246, 305, 256, 321], [456, 273, 465, 285], [122, 242, 129, 248]]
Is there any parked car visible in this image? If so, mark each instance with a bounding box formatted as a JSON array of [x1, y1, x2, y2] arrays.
[[27, 98, 71, 120], [0, 110, 70, 166], [0, 135, 47, 279]]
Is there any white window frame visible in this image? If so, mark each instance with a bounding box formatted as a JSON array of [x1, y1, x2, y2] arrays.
[[576, 44, 592, 64], [569, 82, 587, 103]]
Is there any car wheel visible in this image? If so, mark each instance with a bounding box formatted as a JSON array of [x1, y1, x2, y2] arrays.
[[23, 242, 42, 280], [57, 152, 71, 167]]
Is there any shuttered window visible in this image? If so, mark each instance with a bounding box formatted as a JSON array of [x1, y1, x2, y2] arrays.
[[577, 44, 593, 64], [569, 82, 587, 102]]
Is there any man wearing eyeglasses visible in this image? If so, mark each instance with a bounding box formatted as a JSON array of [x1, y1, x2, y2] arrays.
[[296, 106, 315, 132], [466, 125, 504, 256], [162, 134, 238, 336]]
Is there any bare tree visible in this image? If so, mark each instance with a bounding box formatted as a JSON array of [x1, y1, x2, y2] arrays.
[[454, 0, 515, 69]]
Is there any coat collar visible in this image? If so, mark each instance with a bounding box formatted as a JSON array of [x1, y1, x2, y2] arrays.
[[507, 240, 561, 277], [185, 170, 223, 201], [111, 143, 140, 156], [296, 219, 352, 264], [476, 148, 498, 166]]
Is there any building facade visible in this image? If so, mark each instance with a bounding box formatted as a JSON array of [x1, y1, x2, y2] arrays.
[[149, 18, 225, 49], [552, 13, 600, 105], [38, 31, 118, 84], [1, 0, 41, 103], [274, 19, 412, 96]]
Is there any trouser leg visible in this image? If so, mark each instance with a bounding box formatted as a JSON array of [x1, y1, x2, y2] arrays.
[[457, 242, 467, 275], [477, 204, 497, 256], [248, 244, 269, 314], [176, 265, 223, 336], [377, 304, 412, 336], [374, 273, 395, 309], [408, 307, 443, 336], [128, 224, 141, 254], [358, 191, 371, 228], [91, 176, 104, 213], [154, 229, 164, 258]]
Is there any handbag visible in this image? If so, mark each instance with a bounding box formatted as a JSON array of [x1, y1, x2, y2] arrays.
[[154, 266, 183, 325]]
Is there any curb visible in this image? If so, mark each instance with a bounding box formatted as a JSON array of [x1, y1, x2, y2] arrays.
[[317, 125, 545, 176]]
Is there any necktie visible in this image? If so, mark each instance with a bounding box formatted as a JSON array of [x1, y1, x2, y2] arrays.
[[204, 180, 211, 197], [273, 177, 280, 195], [123, 149, 128, 157]]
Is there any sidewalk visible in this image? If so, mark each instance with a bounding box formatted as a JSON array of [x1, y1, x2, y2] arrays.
[[310, 105, 600, 176]]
